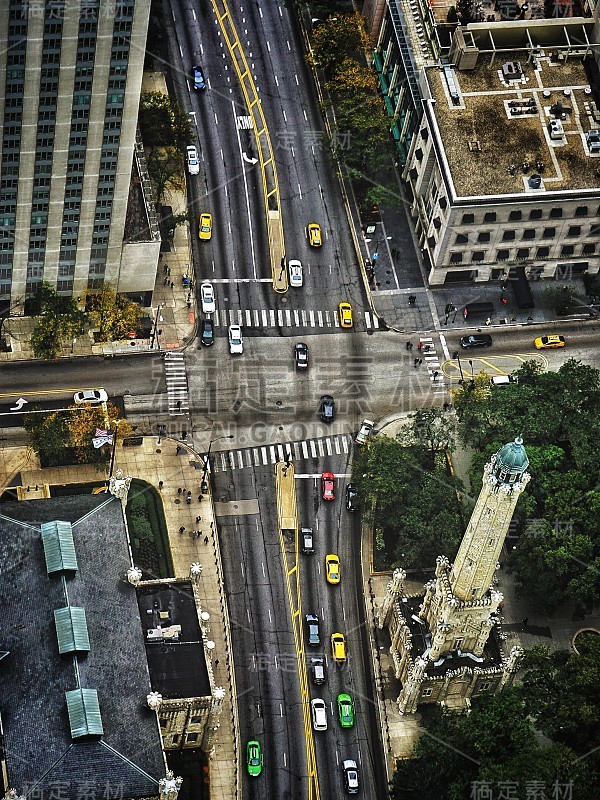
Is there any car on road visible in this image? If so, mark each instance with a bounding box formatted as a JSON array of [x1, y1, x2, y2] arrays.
[[331, 632, 347, 663], [319, 394, 334, 423], [460, 334, 492, 349], [288, 259, 303, 287], [199, 213, 212, 240], [301, 527, 314, 554], [200, 281, 215, 314], [192, 65, 205, 90], [338, 302, 353, 328], [337, 693, 355, 728], [534, 334, 565, 349], [306, 222, 322, 247], [325, 554, 340, 585], [311, 657, 325, 685], [490, 374, 518, 386], [294, 342, 308, 370], [342, 760, 359, 794], [322, 472, 335, 501], [355, 418, 374, 445], [200, 318, 214, 347], [346, 483, 359, 513], [311, 698, 328, 731], [73, 389, 108, 405], [186, 145, 199, 175], [228, 324, 243, 354], [246, 740, 262, 777], [305, 614, 320, 646]]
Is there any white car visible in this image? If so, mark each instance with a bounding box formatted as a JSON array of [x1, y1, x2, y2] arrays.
[[73, 389, 108, 405], [228, 324, 243, 354], [355, 418, 374, 445], [200, 281, 215, 314], [288, 259, 303, 288], [342, 760, 359, 794], [311, 698, 328, 731], [186, 145, 199, 175]]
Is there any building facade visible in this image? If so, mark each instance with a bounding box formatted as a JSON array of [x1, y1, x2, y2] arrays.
[[377, 437, 530, 712], [0, 0, 157, 309]]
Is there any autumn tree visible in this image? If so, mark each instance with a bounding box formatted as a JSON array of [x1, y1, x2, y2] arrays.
[[308, 13, 371, 77], [29, 283, 87, 360], [85, 283, 142, 343]]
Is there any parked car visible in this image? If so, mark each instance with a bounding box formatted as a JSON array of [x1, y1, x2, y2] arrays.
[[301, 528, 314, 554], [534, 334, 565, 349], [228, 324, 243, 354], [288, 259, 303, 287], [305, 614, 320, 646], [307, 222, 322, 247], [192, 65, 206, 90], [200, 318, 214, 347], [186, 145, 199, 175], [355, 418, 374, 445], [200, 281, 215, 314], [320, 395, 334, 423], [325, 553, 340, 585], [311, 698, 328, 731], [460, 334, 492, 349], [346, 483, 359, 512], [294, 342, 308, 370], [342, 760, 359, 794], [246, 740, 262, 777], [73, 389, 108, 405], [321, 472, 335, 501]]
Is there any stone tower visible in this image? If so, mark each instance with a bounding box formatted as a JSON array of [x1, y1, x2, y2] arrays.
[[391, 436, 530, 713]]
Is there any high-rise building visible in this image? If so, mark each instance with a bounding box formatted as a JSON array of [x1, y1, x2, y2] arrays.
[[377, 436, 530, 712], [0, 0, 156, 310]]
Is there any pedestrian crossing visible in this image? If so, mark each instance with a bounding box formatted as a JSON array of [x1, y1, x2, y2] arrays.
[[208, 308, 380, 331], [210, 433, 352, 474], [164, 352, 190, 415], [418, 336, 446, 394]]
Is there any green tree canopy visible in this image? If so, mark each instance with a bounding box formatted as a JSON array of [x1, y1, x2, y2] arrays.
[[28, 284, 87, 360], [85, 283, 142, 343]]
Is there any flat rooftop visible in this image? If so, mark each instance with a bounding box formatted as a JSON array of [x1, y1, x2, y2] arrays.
[[0, 494, 164, 797], [426, 50, 600, 197]]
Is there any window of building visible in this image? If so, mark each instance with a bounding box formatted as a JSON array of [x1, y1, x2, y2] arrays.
[[421, 688, 433, 697], [483, 212, 496, 223], [450, 252, 463, 263], [453, 638, 464, 650], [529, 209, 542, 220], [575, 206, 588, 217], [479, 681, 491, 691], [516, 248, 529, 260], [172, 735, 180, 744], [56, 279, 74, 292], [582, 243, 595, 255], [472, 251, 485, 262], [159, 718, 167, 727], [550, 208, 563, 219], [522, 229, 536, 239], [542, 227, 555, 238], [536, 246, 549, 258], [567, 226, 581, 237], [561, 245, 574, 256], [502, 230, 515, 241], [461, 213, 475, 224], [455, 233, 468, 244], [508, 210, 522, 221], [415, 147, 423, 162], [477, 232, 491, 243], [496, 249, 510, 261]]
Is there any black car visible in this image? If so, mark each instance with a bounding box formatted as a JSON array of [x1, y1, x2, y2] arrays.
[[460, 334, 492, 349], [320, 395, 334, 423], [346, 483, 359, 512], [200, 318, 214, 346], [295, 342, 308, 370]]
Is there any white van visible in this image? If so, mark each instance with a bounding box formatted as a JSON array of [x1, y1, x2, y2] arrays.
[[490, 375, 518, 386], [311, 698, 328, 731]]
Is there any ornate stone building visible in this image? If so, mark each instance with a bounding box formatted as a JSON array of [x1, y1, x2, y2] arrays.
[[377, 436, 530, 712]]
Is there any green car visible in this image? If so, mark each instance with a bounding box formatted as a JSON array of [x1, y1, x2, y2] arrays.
[[337, 693, 355, 728], [246, 740, 263, 777]]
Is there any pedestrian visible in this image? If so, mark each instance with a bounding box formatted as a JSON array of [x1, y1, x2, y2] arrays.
[[164, 264, 168, 274], [419, 358, 423, 365], [178, 526, 185, 534], [177, 487, 182, 495], [198, 494, 203, 503], [187, 301, 191, 310], [189, 280, 194, 291], [498, 602, 504, 612], [158, 481, 163, 490], [453, 351, 459, 359], [417, 342, 422, 351], [167, 266, 171, 276], [521, 617, 529, 630], [170, 281, 174, 289], [196, 515, 201, 523], [414, 357, 419, 367], [163, 276, 168, 286], [204, 535, 209, 544], [433, 370, 439, 379], [485, 317, 491, 326], [215, 659, 219, 668]]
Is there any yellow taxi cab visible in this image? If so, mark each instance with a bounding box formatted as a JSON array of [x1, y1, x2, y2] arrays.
[[331, 632, 347, 663], [325, 554, 340, 585], [307, 223, 322, 247], [199, 213, 212, 240], [338, 302, 353, 328], [534, 335, 565, 349]]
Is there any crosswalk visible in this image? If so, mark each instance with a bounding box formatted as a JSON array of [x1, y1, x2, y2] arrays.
[[208, 308, 380, 331], [419, 336, 446, 394], [164, 352, 190, 415], [210, 434, 352, 474]]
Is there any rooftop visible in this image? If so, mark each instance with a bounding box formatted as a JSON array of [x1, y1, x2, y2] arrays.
[[0, 494, 164, 797], [426, 45, 600, 197]]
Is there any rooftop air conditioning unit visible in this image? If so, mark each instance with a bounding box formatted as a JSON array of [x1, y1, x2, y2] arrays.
[[548, 120, 564, 140]]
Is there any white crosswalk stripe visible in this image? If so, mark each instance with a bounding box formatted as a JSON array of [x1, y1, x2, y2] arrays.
[[209, 434, 354, 473], [209, 308, 380, 330], [164, 352, 190, 415], [419, 336, 447, 392]]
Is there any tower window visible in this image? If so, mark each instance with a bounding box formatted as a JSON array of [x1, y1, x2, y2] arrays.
[[489, 538, 495, 546], [479, 681, 491, 691], [453, 638, 463, 650], [421, 688, 433, 697]]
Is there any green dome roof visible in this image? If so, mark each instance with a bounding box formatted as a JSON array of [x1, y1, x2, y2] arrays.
[[494, 435, 529, 478]]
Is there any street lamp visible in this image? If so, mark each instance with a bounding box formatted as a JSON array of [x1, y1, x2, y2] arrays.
[[201, 435, 234, 491], [455, 351, 465, 383]]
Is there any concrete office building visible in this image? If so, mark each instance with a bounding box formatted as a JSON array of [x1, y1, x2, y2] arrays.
[[0, 0, 159, 310]]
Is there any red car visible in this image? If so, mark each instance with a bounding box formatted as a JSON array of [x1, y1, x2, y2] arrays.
[[322, 472, 335, 501]]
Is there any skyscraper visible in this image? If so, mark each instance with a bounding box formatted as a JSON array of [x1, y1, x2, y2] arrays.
[[0, 0, 154, 309]]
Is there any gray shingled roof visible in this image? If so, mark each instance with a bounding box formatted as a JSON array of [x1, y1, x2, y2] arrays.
[[0, 494, 163, 797]]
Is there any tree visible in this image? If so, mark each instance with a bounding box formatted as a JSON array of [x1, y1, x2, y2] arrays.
[[29, 284, 87, 360], [85, 283, 142, 343], [543, 284, 581, 315], [308, 13, 371, 77], [451, 372, 493, 448], [138, 92, 192, 149], [397, 408, 455, 464]]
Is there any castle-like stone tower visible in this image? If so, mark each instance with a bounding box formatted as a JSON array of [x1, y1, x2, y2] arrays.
[[379, 436, 530, 714]]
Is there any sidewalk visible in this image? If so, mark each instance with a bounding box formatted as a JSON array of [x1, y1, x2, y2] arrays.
[[0, 437, 238, 799]]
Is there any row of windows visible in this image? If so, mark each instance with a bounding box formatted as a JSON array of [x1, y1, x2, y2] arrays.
[[448, 244, 597, 263], [455, 225, 600, 244], [458, 206, 599, 224]]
